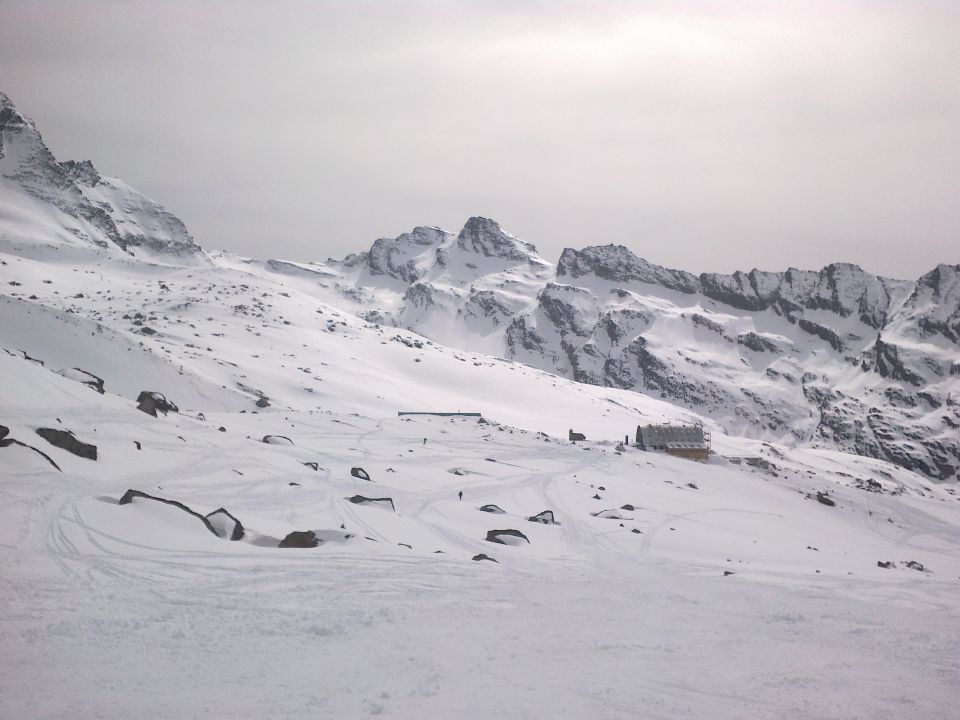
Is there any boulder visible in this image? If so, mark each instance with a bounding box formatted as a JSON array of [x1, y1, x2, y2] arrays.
[[485, 529, 530, 546], [877, 560, 895, 569], [527, 510, 559, 525], [592, 509, 623, 520], [302, 462, 319, 471], [472, 553, 498, 563], [620, 504, 636, 511], [205, 508, 245, 541], [255, 397, 270, 408], [479, 504, 506, 514], [35, 428, 97, 460], [262, 435, 294, 445], [346, 495, 395, 511], [57, 367, 105, 394], [350, 467, 371, 481], [278, 530, 319, 548], [904, 560, 926, 572], [0, 425, 7, 441], [815, 491, 836, 507], [118, 489, 218, 537], [136, 391, 179, 417]]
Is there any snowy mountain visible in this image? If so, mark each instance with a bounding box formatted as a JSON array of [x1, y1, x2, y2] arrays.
[[268, 221, 960, 482], [2, 91, 959, 719], [0, 91, 198, 258]]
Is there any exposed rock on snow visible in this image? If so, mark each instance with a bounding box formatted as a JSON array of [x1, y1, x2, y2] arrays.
[[35, 427, 97, 460], [57, 367, 105, 394], [278, 530, 319, 548], [485, 529, 530, 545], [479, 504, 506, 514], [262, 435, 294, 446], [527, 510, 559, 525], [350, 467, 371, 481], [0, 428, 62, 470], [136, 391, 179, 417], [472, 553, 498, 562], [346, 495, 395, 511], [118, 489, 218, 537], [205, 508, 245, 541]]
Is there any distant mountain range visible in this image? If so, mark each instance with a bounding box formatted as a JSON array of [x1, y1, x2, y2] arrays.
[[2, 90, 957, 480]]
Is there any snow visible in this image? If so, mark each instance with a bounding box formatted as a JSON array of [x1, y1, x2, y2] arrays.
[[2, 243, 959, 719]]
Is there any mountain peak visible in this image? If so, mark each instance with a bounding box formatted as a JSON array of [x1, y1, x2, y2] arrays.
[[456, 217, 538, 261]]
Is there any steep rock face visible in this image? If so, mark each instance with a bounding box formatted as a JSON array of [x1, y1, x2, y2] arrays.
[[366, 226, 450, 283], [558, 245, 699, 293], [0, 91, 198, 256], [455, 217, 537, 262]]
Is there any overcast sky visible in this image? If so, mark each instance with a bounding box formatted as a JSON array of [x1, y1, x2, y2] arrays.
[[1, 1, 957, 278]]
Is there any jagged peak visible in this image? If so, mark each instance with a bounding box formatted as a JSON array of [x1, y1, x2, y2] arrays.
[[557, 244, 699, 294], [59, 159, 101, 186], [456, 217, 538, 261]]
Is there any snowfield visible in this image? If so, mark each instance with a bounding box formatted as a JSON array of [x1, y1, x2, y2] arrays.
[[2, 247, 959, 719], [1, 90, 959, 718]]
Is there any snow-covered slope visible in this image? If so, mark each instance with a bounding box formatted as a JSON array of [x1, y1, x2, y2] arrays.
[[3, 243, 960, 719], [269, 224, 960, 482]]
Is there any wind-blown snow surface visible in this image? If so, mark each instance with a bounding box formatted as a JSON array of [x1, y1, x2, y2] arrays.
[[2, 246, 959, 719]]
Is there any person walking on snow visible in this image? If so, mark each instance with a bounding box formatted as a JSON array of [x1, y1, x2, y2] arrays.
[[458, 491, 463, 501]]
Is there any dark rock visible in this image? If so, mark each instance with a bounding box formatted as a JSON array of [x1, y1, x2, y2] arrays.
[[568, 429, 586, 442], [621, 504, 636, 511], [877, 560, 895, 569], [262, 434, 293, 445], [35, 427, 97, 460], [136, 391, 179, 417], [346, 495, 395, 511], [0, 425, 7, 441], [118, 489, 218, 537], [278, 530, 319, 548], [255, 397, 270, 408], [134, 441, 141, 450], [815, 491, 835, 507], [904, 560, 926, 572], [479, 504, 506, 514], [350, 467, 371, 481], [302, 462, 319, 471], [472, 553, 498, 562], [631, 528, 642, 534], [205, 508, 245, 540], [218, 426, 226, 432], [485, 529, 530, 545], [288, 482, 300, 486], [723, 571, 735, 576], [527, 510, 559, 525]]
